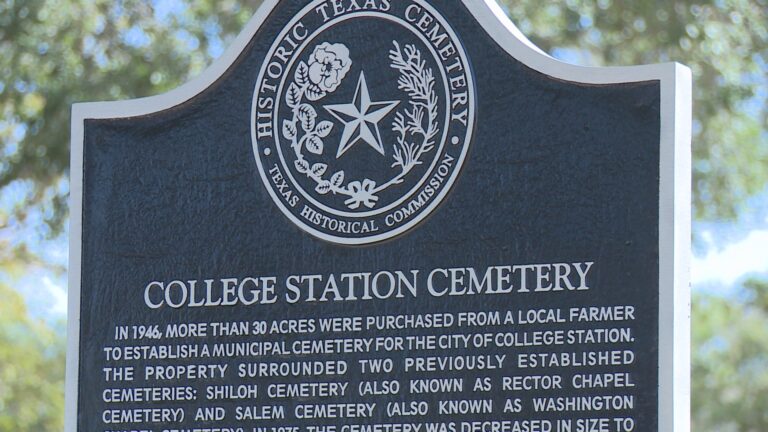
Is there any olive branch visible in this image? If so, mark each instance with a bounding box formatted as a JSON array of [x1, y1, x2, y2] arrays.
[[382, 41, 439, 190]]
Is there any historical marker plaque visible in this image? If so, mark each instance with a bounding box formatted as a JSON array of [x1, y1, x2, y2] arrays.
[[67, 1, 692, 431]]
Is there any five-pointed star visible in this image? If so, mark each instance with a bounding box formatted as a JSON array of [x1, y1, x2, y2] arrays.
[[324, 72, 400, 159]]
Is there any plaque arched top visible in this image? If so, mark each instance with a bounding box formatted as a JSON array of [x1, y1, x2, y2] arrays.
[[71, 0, 689, 121]]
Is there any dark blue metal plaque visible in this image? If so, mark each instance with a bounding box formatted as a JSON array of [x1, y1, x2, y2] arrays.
[[68, 1, 691, 431]]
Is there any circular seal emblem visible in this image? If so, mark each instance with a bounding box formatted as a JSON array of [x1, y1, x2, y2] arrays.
[[251, 0, 475, 244]]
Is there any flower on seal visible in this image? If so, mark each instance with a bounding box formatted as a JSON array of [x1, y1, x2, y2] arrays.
[[307, 42, 351, 97], [344, 179, 378, 209]]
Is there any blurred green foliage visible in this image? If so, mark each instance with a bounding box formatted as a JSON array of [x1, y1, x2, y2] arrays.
[[693, 285, 768, 430], [0, 283, 65, 430], [0, 0, 766, 431]]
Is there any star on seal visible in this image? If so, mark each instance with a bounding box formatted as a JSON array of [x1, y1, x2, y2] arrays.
[[324, 72, 400, 159]]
